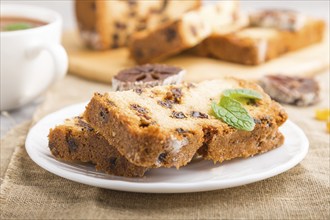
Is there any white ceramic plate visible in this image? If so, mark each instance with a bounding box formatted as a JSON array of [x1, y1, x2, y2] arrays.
[[25, 103, 309, 193]]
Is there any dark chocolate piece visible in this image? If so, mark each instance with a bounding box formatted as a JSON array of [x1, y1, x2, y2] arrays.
[[114, 64, 182, 83], [259, 75, 320, 106]]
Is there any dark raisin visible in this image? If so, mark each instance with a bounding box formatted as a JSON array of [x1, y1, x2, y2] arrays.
[[133, 88, 143, 95], [76, 119, 94, 132], [246, 99, 259, 106], [131, 104, 151, 120], [172, 88, 182, 102], [99, 108, 109, 122], [134, 49, 144, 58], [157, 100, 173, 109], [199, 127, 218, 155], [165, 87, 183, 103], [112, 34, 119, 48], [254, 118, 262, 124], [158, 153, 167, 163], [130, 104, 148, 114], [164, 28, 176, 42], [176, 128, 187, 134], [171, 111, 187, 119], [139, 122, 150, 128], [66, 131, 78, 153], [115, 21, 127, 29], [191, 111, 208, 119], [109, 157, 117, 169]]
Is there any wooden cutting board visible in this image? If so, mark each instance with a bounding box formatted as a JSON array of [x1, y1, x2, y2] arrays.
[[63, 30, 329, 83]]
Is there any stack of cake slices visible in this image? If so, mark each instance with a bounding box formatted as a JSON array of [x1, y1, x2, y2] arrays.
[[48, 64, 288, 177], [128, 3, 325, 65]]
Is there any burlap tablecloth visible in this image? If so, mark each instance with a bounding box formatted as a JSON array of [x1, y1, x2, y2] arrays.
[[1, 73, 329, 219]]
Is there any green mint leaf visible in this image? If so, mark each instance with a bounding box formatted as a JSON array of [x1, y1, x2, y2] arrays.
[[3, 23, 33, 31], [222, 89, 262, 100], [211, 96, 255, 131]]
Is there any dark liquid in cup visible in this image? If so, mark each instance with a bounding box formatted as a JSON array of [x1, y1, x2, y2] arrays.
[[0, 17, 47, 31]]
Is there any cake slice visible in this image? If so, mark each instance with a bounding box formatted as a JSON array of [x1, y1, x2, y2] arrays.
[[75, 0, 201, 50], [84, 78, 288, 168], [48, 116, 148, 177], [129, 1, 239, 64], [189, 12, 249, 56], [191, 15, 325, 65]]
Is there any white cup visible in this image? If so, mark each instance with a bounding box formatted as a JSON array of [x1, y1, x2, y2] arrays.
[[0, 4, 68, 111]]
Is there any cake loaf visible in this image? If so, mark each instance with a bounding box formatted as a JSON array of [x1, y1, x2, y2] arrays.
[[75, 0, 201, 50], [129, 1, 239, 64], [48, 116, 148, 177], [84, 78, 288, 168], [191, 12, 325, 65]]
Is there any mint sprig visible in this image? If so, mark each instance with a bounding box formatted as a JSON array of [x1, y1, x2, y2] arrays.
[[211, 89, 262, 131]]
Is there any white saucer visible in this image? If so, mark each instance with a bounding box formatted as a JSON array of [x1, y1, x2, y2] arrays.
[[25, 103, 309, 193]]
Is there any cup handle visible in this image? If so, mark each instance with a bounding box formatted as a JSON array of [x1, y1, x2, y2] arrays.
[[21, 43, 68, 104]]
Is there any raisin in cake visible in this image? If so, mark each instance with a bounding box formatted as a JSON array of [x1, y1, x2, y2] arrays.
[[191, 10, 325, 65], [84, 78, 288, 168], [75, 0, 201, 50], [48, 116, 148, 177], [129, 1, 239, 64]]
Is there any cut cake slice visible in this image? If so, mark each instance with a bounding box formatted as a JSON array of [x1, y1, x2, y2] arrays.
[[75, 0, 201, 50], [129, 1, 239, 64], [48, 116, 148, 177], [84, 78, 288, 168], [191, 17, 325, 65]]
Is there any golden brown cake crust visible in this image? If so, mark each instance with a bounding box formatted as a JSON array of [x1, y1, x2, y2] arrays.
[[48, 117, 148, 177], [83, 79, 288, 169]]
